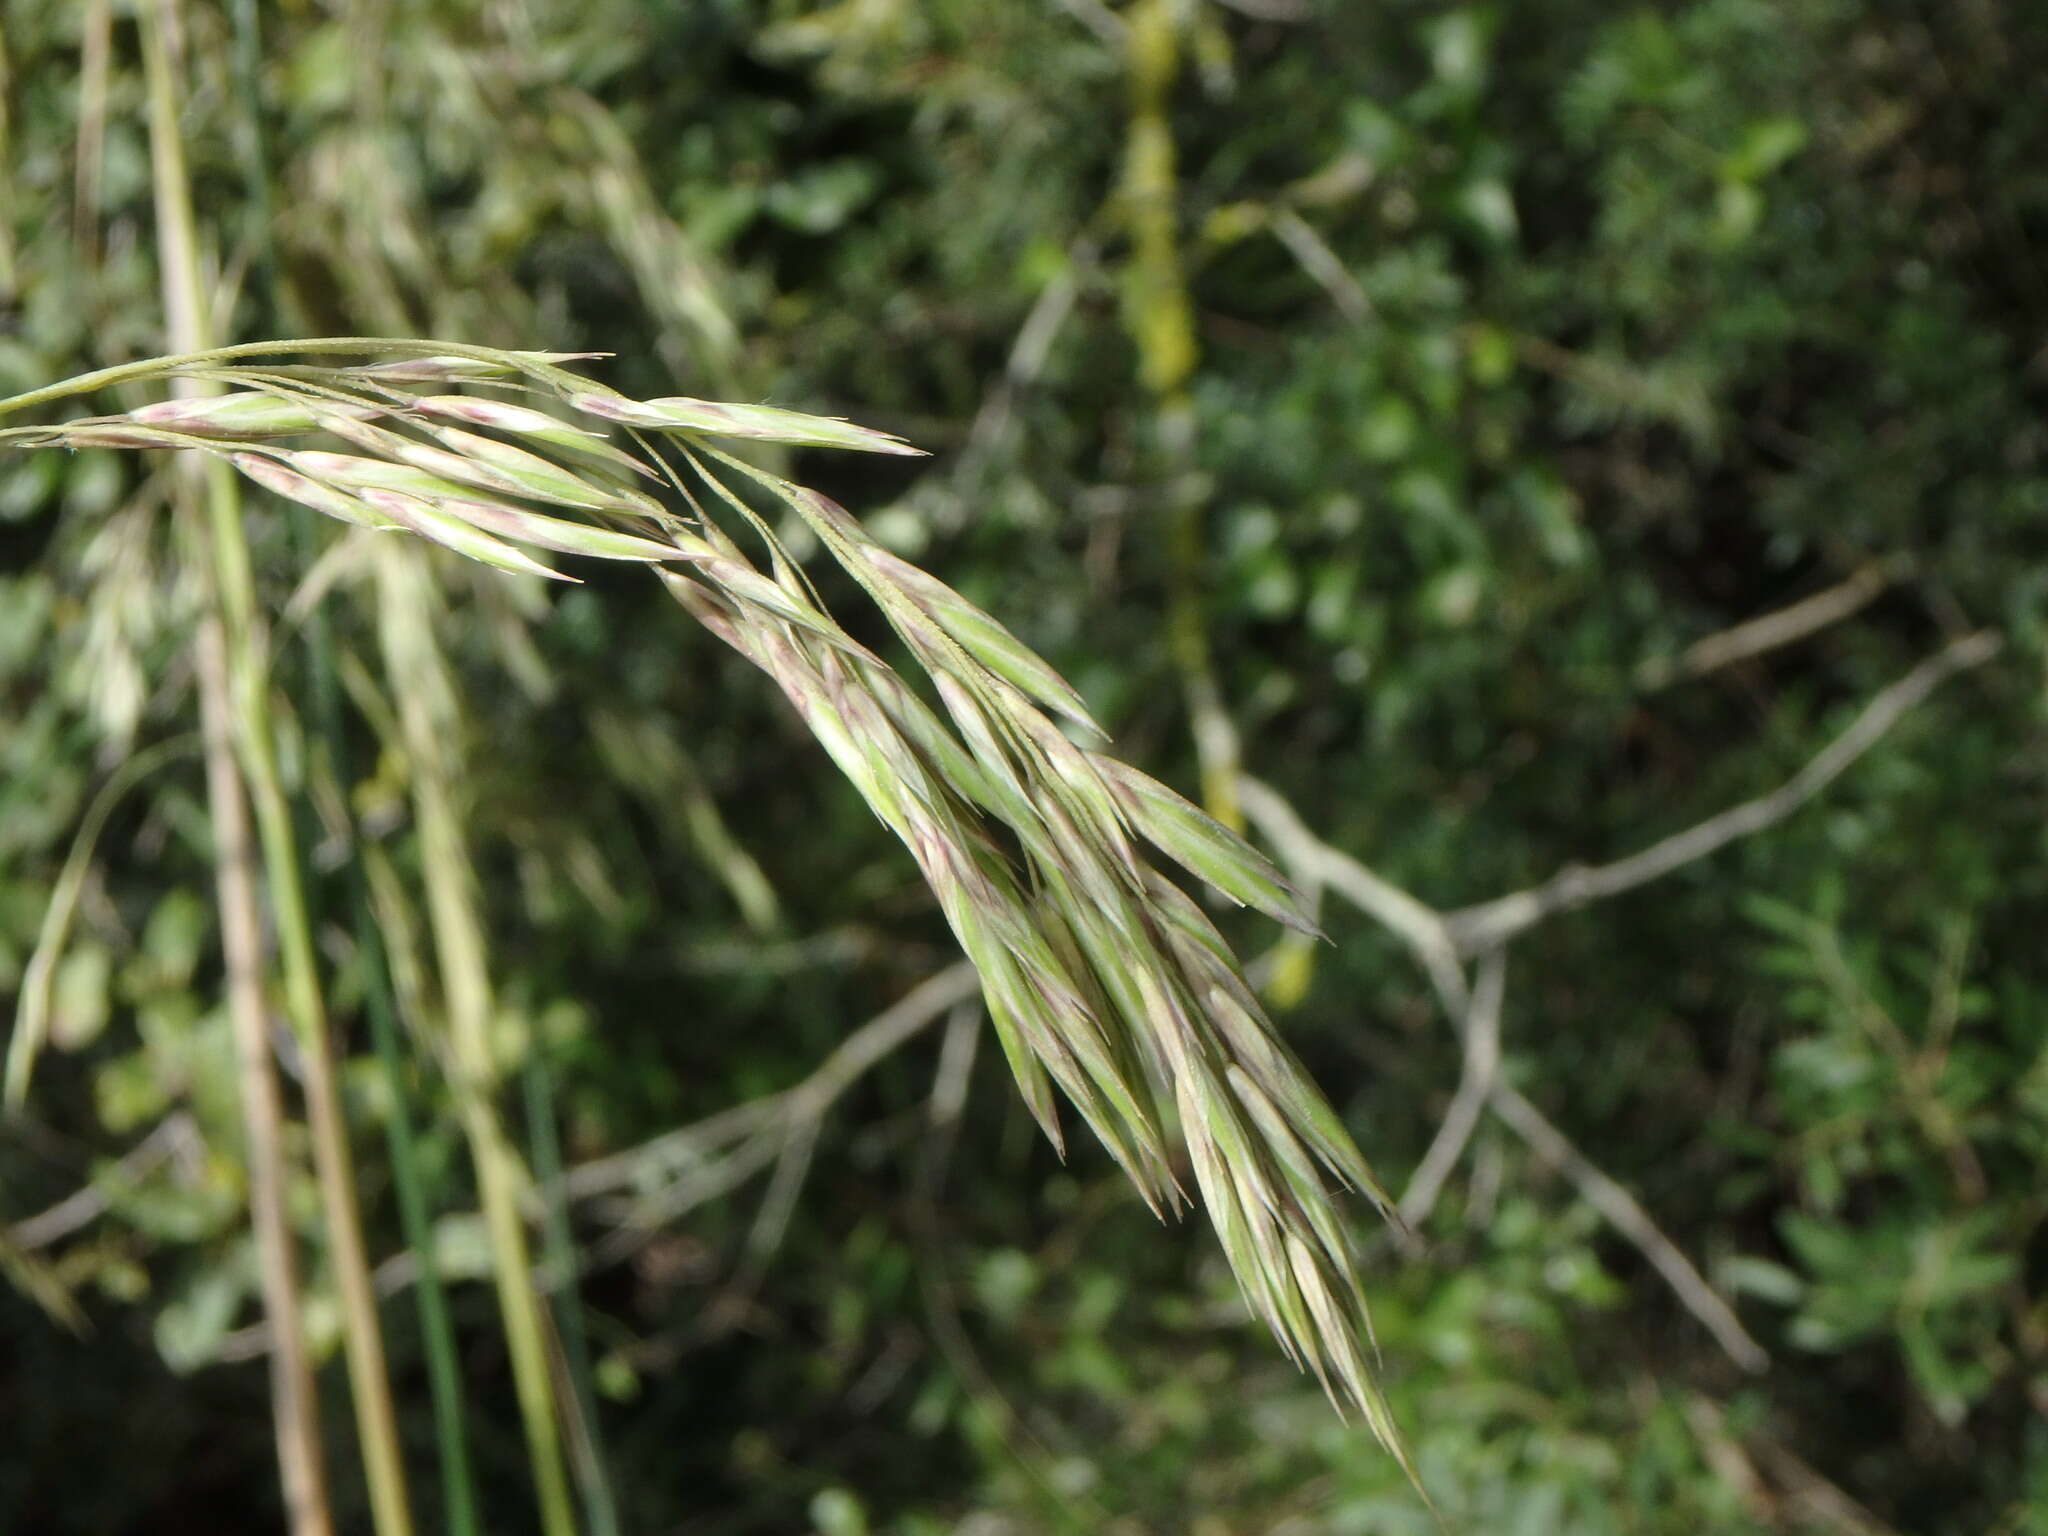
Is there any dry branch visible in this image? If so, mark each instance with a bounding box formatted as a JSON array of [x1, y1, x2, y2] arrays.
[[214, 963, 982, 1362], [1398, 948, 1504, 1228], [1637, 562, 1893, 690], [7, 1113, 201, 1252], [567, 963, 979, 1207], [1244, 771, 1768, 1370], [1444, 630, 2001, 955], [1488, 1084, 1768, 1372]]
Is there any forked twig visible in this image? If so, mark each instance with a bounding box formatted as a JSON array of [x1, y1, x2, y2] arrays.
[[1445, 630, 2001, 956], [566, 963, 979, 1208], [1398, 947, 1505, 1228], [7, 1112, 201, 1251], [1236, 778, 1465, 1009], [1245, 774, 1766, 1368]]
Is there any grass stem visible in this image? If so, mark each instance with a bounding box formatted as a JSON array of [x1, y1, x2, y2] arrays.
[[375, 542, 579, 1536], [195, 615, 335, 1536], [526, 1055, 622, 1536], [142, 8, 415, 1533]]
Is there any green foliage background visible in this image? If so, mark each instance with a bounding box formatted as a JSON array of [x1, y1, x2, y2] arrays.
[[4, 1, 2047, 1531]]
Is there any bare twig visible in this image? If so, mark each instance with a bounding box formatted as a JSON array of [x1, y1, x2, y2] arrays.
[[928, 997, 984, 1130], [780, 964, 981, 1122], [1745, 1430, 1901, 1535], [0, 1216, 85, 1329], [1238, 777, 1466, 1011], [742, 1117, 820, 1268], [1488, 1083, 1768, 1372], [7, 1112, 201, 1251], [587, 962, 976, 1197], [217, 1240, 460, 1364], [1446, 630, 2002, 956], [1684, 1392, 1899, 1535], [1398, 947, 1505, 1227], [590, 965, 978, 1236], [586, 1137, 786, 1267], [1637, 562, 1893, 690], [959, 238, 1097, 488], [1269, 208, 1372, 324], [561, 1096, 783, 1206]]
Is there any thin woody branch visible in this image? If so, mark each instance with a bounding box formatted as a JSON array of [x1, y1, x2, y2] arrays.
[[1398, 947, 1505, 1228], [1243, 773, 1768, 1369], [1636, 562, 1894, 690], [1444, 630, 2001, 956], [1488, 1083, 1768, 1372]]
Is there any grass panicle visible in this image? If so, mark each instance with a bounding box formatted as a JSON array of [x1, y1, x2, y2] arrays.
[[0, 340, 1412, 1467]]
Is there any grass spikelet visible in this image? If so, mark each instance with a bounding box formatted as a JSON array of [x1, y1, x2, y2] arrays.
[[356, 350, 603, 381], [229, 452, 396, 530], [316, 410, 659, 517], [409, 395, 656, 480], [356, 488, 575, 582], [857, 549, 1106, 738], [1096, 756, 1323, 936], [132, 392, 374, 435], [568, 389, 926, 456], [428, 495, 679, 563]]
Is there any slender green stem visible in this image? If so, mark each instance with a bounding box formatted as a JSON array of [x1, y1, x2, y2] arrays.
[[376, 542, 579, 1536], [215, 13, 484, 1520], [198, 616, 335, 1536], [140, 9, 415, 1535], [525, 1055, 622, 1536], [360, 914, 483, 1536], [6, 734, 199, 1105]]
